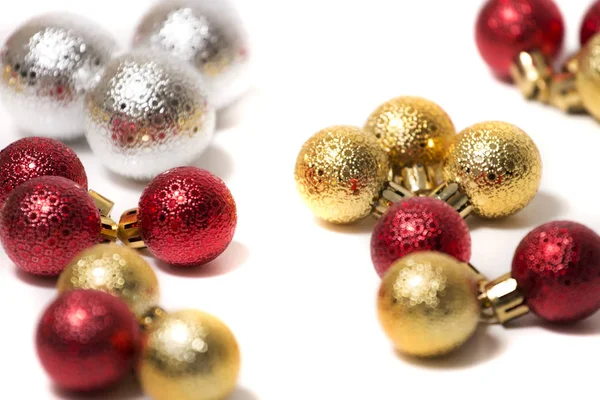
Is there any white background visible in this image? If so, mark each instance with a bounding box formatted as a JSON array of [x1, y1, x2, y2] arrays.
[[0, 0, 599, 398]]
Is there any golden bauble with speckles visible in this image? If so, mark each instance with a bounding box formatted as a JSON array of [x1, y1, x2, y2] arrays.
[[443, 121, 542, 219], [57, 243, 159, 317], [364, 96, 455, 170], [294, 125, 391, 224], [377, 251, 481, 357], [138, 309, 240, 400], [577, 34, 600, 120]]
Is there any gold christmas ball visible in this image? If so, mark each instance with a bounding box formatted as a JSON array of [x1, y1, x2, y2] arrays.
[[443, 121, 542, 219], [364, 96, 455, 169], [576, 34, 600, 120], [57, 243, 159, 317], [377, 251, 481, 357], [138, 309, 240, 400], [294, 125, 390, 224]]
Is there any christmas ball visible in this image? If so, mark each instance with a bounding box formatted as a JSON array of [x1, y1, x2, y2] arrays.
[[377, 252, 480, 357], [576, 34, 600, 121], [581, 1, 600, 46], [512, 221, 600, 323], [58, 243, 160, 317], [475, 0, 564, 79], [138, 309, 240, 400], [36, 290, 140, 391], [133, 0, 250, 109], [443, 121, 542, 219], [0, 137, 87, 206], [371, 197, 471, 278], [0, 13, 118, 138], [294, 126, 391, 224], [364, 96, 455, 171], [138, 167, 236, 267], [84, 51, 216, 180], [0, 176, 101, 276]]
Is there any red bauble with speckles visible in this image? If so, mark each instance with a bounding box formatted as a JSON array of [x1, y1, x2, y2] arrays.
[[512, 221, 600, 324], [476, 0, 564, 79], [0, 137, 87, 206], [0, 176, 101, 276], [371, 197, 471, 278], [581, 1, 600, 46], [36, 290, 140, 391], [138, 166, 237, 267]]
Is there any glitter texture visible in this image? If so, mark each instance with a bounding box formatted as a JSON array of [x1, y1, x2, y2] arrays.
[[36, 290, 140, 391], [294, 125, 391, 224], [475, 0, 564, 78], [0, 137, 87, 206], [364, 96, 455, 171], [512, 221, 600, 323], [84, 51, 215, 180], [139, 309, 240, 400], [58, 243, 160, 317], [133, 0, 250, 109], [443, 121, 542, 219], [0, 13, 118, 138], [0, 176, 101, 276], [377, 252, 481, 357], [371, 197, 471, 278], [138, 167, 236, 267], [581, 1, 600, 46]]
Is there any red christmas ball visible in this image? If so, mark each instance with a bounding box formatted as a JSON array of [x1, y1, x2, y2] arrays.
[[475, 0, 564, 79], [138, 166, 237, 267], [512, 221, 600, 324], [0, 137, 87, 206], [36, 290, 140, 391], [581, 1, 600, 46], [0, 176, 101, 276], [371, 197, 471, 278]]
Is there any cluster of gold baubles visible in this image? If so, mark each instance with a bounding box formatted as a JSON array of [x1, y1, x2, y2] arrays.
[[57, 243, 240, 400]]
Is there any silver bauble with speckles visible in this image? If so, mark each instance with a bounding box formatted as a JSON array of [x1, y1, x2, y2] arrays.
[[133, 0, 250, 109], [0, 13, 118, 139], [84, 51, 216, 180]]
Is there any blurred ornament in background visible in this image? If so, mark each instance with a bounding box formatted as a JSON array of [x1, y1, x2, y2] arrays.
[[0, 137, 87, 206], [36, 290, 140, 391], [138, 308, 240, 400], [58, 243, 160, 317], [0, 13, 118, 138], [133, 0, 251, 109], [84, 51, 216, 180], [118, 167, 237, 267], [0, 176, 104, 276], [581, 1, 600, 46]]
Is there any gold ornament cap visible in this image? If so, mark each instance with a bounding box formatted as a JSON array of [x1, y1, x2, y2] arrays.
[[576, 33, 600, 120], [294, 125, 390, 224], [138, 309, 241, 400], [442, 121, 542, 219], [377, 251, 481, 357], [57, 243, 159, 317]]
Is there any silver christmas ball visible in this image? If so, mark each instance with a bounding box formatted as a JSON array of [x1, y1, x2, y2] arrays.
[[133, 0, 250, 109], [84, 51, 216, 180], [0, 13, 118, 139]]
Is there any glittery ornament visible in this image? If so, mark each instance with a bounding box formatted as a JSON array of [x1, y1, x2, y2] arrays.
[[295, 125, 391, 224], [120, 167, 236, 267], [581, 1, 600, 46], [0, 176, 102, 276], [512, 221, 600, 323], [58, 243, 159, 317], [441, 121, 542, 219], [377, 251, 481, 357], [133, 0, 250, 109], [84, 51, 215, 180], [0, 137, 87, 206], [138, 309, 240, 400], [0, 13, 118, 138], [371, 198, 471, 278], [36, 290, 140, 391], [475, 0, 564, 79]]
